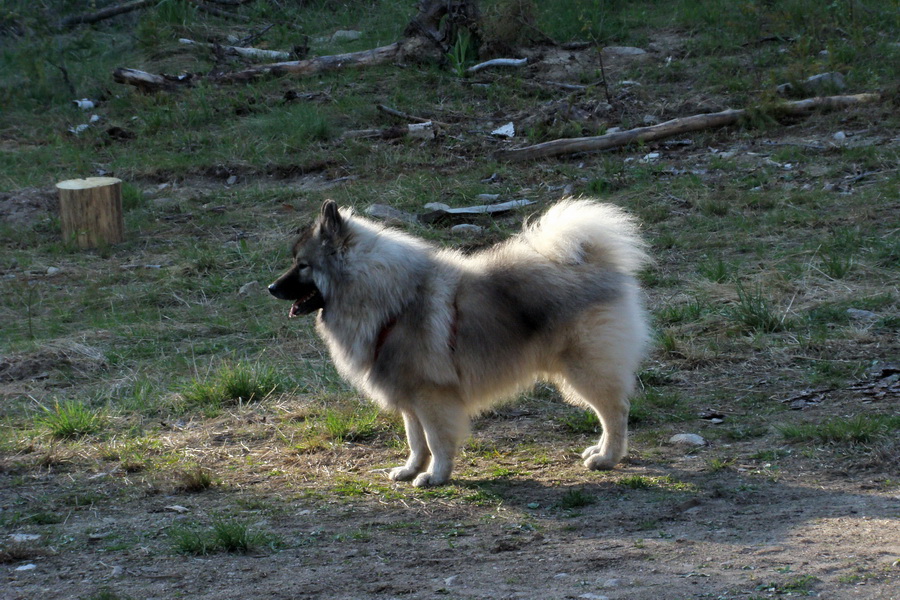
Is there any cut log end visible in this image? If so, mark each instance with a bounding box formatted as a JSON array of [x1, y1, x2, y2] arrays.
[[57, 177, 125, 249]]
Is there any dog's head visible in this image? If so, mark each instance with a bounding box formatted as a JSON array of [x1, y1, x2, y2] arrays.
[[269, 200, 347, 317]]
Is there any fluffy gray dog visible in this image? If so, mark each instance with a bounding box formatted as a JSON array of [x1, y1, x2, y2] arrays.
[[270, 199, 649, 486]]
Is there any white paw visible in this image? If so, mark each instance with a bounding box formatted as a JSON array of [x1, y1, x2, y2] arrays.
[[581, 445, 602, 459], [584, 453, 618, 471], [412, 472, 448, 487], [388, 466, 419, 481]]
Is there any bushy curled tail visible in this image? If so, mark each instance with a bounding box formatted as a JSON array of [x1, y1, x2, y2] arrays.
[[520, 198, 649, 275]]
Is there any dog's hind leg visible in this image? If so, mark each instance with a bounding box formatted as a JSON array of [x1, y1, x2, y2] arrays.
[[556, 367, 632, 471], [389, 411, 430, 482], [409, 398, 469, 487]]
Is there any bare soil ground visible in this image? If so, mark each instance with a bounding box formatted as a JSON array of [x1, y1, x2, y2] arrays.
[[2, 22, 899, 600]]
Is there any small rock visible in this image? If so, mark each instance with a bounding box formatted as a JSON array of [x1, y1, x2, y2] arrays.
[[165, 505, 190, 513], [450, 224, 483, 236], [526, 502, 540, 509], [642, 115, 660, 126], [226, 175, 238, 186], [669, 433, 707, 447], [111, 565, 124, 577], [476, 193, 501, 203], [365, 204, 417, 224], [330, 29, 362, 42], [9, 534, 41, 543], [444, 575, 458, 586], [491, 122, 515, 138], [603, 46, 647, 57], [641, 152, 660, 162], [579, 594, 610, 600], [777, 71, 846, 95], [15, 564, 37, 571], [46, 266, 60, 276], [238, 281, 259, 297], [847, 308, 877, 322], [73, 98, 95, 110]]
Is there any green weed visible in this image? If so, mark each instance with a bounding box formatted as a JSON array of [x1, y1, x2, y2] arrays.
[[38, 401, 105, 439], [169, 516, 277, 555], [728, 282, 792, 333], [559, 488, 595, 509], [780, 414, 900, 444], [182, 361, 282, 409]]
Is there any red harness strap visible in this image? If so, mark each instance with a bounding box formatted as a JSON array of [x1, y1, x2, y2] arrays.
[[373, 300, 459, 363], [373, 316, 398, 363]]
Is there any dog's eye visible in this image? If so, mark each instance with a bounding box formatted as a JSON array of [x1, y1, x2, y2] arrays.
[[296, 262, 310, 270]]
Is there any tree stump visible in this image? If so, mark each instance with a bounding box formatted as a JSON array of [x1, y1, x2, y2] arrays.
[[56, 177, 125, 248]]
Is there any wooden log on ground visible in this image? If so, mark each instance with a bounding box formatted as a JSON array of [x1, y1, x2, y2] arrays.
[[112, 68, 195, 92], [58, 0, 155, 28], [57, 177, 125, 248], [179, 38, 292, 61], [496, 93, 881, 162], [215, 42, 403, 83]]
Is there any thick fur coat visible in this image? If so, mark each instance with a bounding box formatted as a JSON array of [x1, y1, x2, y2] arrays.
[[270, 199, 649, 486]]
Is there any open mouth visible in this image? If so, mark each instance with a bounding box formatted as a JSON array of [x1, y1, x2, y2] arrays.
[[289, 288, 325, 317]]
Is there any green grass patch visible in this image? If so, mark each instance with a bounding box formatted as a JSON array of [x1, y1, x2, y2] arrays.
[[169, 516, 279, 555], [558, 488, 595, 509], [37, 401, 106, 439], [182, 361, 282, 410], [779, 414, 900, 445]]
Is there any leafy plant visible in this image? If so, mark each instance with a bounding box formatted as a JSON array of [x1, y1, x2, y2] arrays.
[[446, 30, 476, 77]]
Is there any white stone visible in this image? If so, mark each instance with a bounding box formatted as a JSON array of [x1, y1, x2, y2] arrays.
[[669, 433, 707, 447]]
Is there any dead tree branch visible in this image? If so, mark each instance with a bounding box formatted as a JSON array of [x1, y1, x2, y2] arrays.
[[496, 94, 881, 162], [58, 0, 155, 28]]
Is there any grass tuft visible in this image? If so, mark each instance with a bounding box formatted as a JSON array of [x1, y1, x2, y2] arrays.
[[559, 488, 595, 509], [169, 516, 278, 555], [728, 282, 792, 333], [779, 414, 900, 444], [38, 401, 105, 439], [182, 361, 282, 409]]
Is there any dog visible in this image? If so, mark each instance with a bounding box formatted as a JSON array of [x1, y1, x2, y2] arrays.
[[269, 199, 649, 487]]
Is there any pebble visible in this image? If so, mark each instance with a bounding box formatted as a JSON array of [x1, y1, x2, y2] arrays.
[[451, 224, 483, 236], [847, 308, 877, 322], [9, 534, 41, 543], [238, 281, 259, 297], [669, 433, 708, 447]]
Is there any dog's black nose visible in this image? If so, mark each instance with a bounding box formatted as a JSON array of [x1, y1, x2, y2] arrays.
[[267, 283, 279, 297]]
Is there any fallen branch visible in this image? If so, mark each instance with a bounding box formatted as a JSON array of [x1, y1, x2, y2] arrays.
[[58, 0, 155, 28], [420, 199, 535, 224], [215, 42, 403, 83], [179, 38, 292, 61], [496, 93, 881, 162], [467, 58, 528, 73], [114, 0, 478, 90], [343, 122, 436, 141], [112, 68, 195, 92], [376, 104, 449, 127]]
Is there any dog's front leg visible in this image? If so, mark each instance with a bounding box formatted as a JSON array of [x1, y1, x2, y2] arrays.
[[389, 411, 430, 482], [410, 399, 469, 487]]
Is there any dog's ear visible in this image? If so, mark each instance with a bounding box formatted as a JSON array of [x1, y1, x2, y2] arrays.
[[319, 200, 344, 237]]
